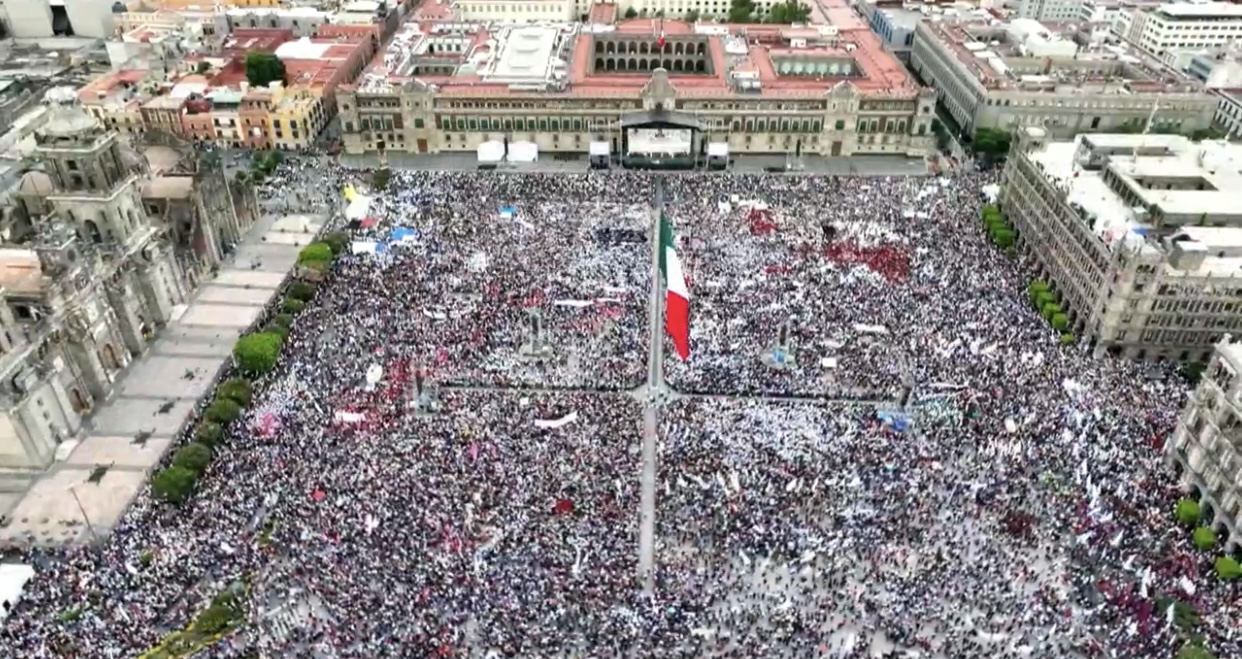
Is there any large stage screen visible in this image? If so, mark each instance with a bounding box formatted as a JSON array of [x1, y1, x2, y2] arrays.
[[628, 128, 691, 155]]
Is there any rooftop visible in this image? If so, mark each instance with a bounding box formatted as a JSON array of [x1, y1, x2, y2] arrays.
[[221, 28, 294, 57], [1152, 2, 1242, 19], [77, 69, 150, 106], [354, 0, 918, 99], [1027, 130, 1242, 277], [922, 17, 1207, 93]]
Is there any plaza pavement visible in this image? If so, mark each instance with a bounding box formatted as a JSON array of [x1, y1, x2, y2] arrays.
[[0, 213, 323, 546]]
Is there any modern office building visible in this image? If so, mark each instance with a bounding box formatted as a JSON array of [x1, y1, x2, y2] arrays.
[[912, 17, 1219, 137], [1000, 127, 1242, 362], [1009, 0, 1084, 22], [1117, 2, 1242, 59], [336, 5, 938, 159], [1167, 335, 1242, 554]]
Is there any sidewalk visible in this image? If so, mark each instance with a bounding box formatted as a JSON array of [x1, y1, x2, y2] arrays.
[[0, 213, 322, 546]]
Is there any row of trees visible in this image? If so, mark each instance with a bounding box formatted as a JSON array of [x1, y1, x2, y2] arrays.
[[149, 232, 348, 505], [1175, 498, 1242, 580], [1170, 498, 1236, 659], [1027, 280, 1074, 344], [981, 205, 1015, 249]]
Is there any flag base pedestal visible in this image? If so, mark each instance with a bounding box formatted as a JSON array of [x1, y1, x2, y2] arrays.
[[518, 343, 554, 362], [409, 390, 442, 416], [762, 345, 797, 370]]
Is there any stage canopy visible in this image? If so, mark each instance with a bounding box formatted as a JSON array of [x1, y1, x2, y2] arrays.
[[509, 141, 538, 163], [477, 140, 504, 163]]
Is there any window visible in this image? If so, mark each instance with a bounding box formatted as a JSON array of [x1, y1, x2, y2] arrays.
[[345, 121, 354, 132], [835, 120, 845, 130], [414, 118, 424, 129]]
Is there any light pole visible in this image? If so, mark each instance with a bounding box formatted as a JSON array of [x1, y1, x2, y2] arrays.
[[69, 486, 98, 543]]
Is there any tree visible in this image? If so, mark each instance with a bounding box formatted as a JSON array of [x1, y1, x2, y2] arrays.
[[1187, 127, 1226, 141], [322, 231, 350, 256], [205, 399, 243, 425], [245, 51, 287, 89], [767, 1, 810, 23], [1051, 313, 1069, 331], [1214, 555, 1242, 580], [1041, 302, 1061, 321], [274, 313, 295, 329], [1060, 333, 1074, 345], [297, 242, 334, 267], [1178, 642, 1216, 659], [372, 167, 391, 192], [1176, 498, 1202, 526], [283, 298, 306, 314], [152, 466, 198, 504], [729, 0, 756, 22], [195, 422, 224, 447], [684, 9, 700, 21], [288, 281, 316, 302], [233, 332, 284, 375], [972, 127, 1011, 159], [195, 61, 211, 74], [624, 6, 638, 18], [1157, 597, 1200, 633], [218, 378, 253, 406], [1181, 362, 1208, 386], [932, 119, 950, 150], [172, 442, 213, 474], [1192, 526, 1217, 551]]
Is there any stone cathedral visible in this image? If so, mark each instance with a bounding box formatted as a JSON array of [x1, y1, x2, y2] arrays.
[[0, 102, 190, 468]]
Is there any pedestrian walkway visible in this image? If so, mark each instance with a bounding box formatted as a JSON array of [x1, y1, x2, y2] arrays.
[[0, 213, 322, 546]]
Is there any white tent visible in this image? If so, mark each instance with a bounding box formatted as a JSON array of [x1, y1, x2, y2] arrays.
[[345, 193, 371, 221], [588, 141, 610, 157], [0, 564, 34, 622], [707, 142, 729, 158], [509, 141, 539, 163], [477, 140, 504, 164]]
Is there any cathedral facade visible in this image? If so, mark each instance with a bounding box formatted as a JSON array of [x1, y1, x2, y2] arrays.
[[0, 103, 191, 468]]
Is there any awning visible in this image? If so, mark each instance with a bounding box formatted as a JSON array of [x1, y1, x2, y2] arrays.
[[620, 110, 701, 130]]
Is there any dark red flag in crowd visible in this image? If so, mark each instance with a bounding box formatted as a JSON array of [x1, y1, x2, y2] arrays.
[[554, 498, 575, 515]]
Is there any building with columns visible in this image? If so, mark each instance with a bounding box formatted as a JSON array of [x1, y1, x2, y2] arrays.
[[0, 102, 189, 469], [1167, 334, 1242, 555], [1000, 126, 1242, 363], [336, 10, 937, 159]]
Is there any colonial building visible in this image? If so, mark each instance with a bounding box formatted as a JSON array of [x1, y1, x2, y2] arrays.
[[0, 102, 190, 469], [336, 15, 938, 159]]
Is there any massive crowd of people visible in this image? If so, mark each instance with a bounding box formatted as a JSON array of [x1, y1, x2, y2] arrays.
[[0, 162, 1236, 659]]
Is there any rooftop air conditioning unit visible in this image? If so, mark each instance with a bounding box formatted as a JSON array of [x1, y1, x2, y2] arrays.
[[1164, 234, 1208, 272]]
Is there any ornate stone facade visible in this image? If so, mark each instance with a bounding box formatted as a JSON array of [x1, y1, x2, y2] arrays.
[[0, 102, 191, 469]]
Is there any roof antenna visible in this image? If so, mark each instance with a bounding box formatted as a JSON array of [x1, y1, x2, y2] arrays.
[[1132, 98, 1159, 162]]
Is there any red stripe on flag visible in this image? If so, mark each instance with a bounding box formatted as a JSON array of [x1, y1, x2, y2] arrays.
[[666, 291, 690, 360]]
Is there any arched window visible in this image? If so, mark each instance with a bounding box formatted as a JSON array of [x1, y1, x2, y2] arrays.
[[83, 219, 103, 243]]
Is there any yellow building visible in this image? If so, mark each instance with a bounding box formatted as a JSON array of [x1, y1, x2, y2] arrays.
[[264, 86, 326, 150]]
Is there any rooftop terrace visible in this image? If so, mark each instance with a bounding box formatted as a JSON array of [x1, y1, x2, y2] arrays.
[[925, 18, 1205, 93], [1027, 131, 1242, 277], [353, 0, 916, 98]]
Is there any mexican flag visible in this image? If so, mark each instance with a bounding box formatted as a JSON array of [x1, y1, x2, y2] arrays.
[[659, 212, 691, 360]]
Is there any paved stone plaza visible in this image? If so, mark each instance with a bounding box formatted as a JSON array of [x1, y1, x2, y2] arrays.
[[0, 213, 321, 545]]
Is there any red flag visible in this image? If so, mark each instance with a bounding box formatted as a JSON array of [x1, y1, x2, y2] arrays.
[[554, 499, 574, 514], [311, 489, 326, 502]]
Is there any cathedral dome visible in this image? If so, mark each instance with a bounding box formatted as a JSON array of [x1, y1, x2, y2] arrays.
[[37, 104, 102, 142]]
